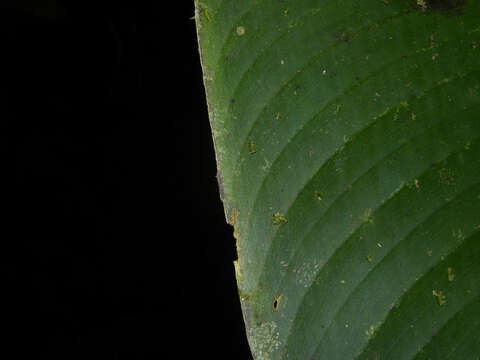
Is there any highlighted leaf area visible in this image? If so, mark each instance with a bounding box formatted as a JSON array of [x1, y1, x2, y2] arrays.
[[195, 0, 480, 358]]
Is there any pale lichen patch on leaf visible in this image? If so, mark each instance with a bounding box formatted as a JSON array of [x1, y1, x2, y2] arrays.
[[279, 260, 289, 277], [360, 208, 375, 224], [262, 158, 272, 172], [439, 167, 456, 185], [249, 321, 282, 360], [452, 228, 466, 242], [294, 261, 321, 288]]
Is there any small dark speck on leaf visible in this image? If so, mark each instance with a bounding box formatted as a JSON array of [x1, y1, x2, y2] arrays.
[[430, 162, 437, 168], [427, 0, 465, 11], [230, 98, 235, 104], [419, 0, 466, 17]]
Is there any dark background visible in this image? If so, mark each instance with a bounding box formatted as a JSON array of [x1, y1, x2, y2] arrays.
[[1, 1, 251, 358]]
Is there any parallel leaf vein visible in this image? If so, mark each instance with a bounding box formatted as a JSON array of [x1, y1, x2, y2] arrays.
[[284, 137, 480, 354], [314, 182, 480, 358], [247, 35, 462, 291], [230, 10, 410, 168]]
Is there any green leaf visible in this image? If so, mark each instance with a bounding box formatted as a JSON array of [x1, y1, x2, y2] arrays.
[[195, 1, 480, 358]]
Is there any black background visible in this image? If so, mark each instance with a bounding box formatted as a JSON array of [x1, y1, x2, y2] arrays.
[[1, 1, 251, 358]]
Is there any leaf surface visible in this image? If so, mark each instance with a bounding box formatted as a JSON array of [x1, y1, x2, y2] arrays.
[[195, 1, 480, 358]]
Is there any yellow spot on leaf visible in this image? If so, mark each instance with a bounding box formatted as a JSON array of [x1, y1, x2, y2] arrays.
[[236, 26, 245, 36], [366, 324, 377, 339], [417, 0, 427, 10], [432, 290, 446, 306], [447, 267, 454, 282], [414, 179, 420, 190], [248, 140, 256, 154], [272, 212, 288, 225]]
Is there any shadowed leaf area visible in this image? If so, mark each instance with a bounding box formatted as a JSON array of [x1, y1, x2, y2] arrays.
[[196, 0, 480, 358]]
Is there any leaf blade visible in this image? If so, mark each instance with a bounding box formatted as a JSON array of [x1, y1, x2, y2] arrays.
[[196, 1, 480, 358]]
